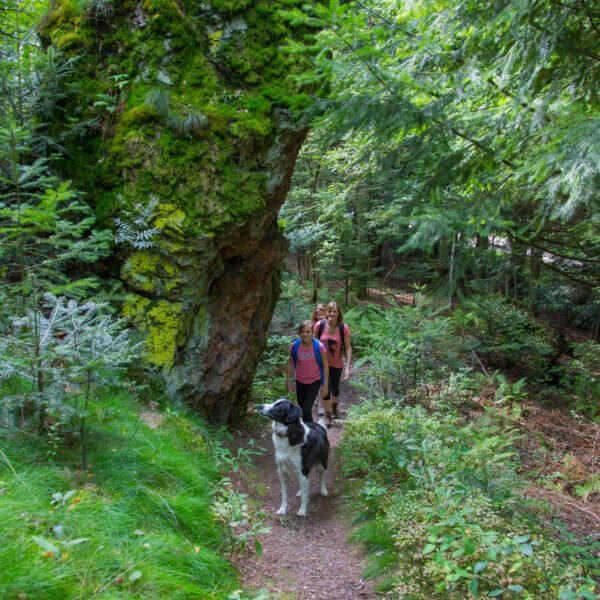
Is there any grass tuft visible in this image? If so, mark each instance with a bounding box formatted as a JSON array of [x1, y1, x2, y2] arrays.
[[0, 386, 240, 598]]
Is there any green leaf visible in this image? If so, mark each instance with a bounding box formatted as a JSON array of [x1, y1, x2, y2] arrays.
[[32, 536, 59, 555], [488, 591, 504, 598], [128, 570, 142, 583], [470, 578, 479, 596], [519, 543, 533, 556], [52, 525, 65, 538], [507, 585, 524, 593], [63, 538, 90, 547], [474, 561, 488, 574], [422, 543, 436, 555], [464, 539, 476, 555], [513, 535, 530, 544], [254, 538, 263, 557]]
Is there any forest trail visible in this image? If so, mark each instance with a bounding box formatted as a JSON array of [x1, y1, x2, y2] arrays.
[[232, 383, 377, 599]]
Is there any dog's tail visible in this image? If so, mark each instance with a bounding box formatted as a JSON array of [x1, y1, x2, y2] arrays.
[[317, 416, 327, 430]]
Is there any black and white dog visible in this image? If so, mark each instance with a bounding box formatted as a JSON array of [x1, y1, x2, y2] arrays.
[[258, 399, 329, 517]]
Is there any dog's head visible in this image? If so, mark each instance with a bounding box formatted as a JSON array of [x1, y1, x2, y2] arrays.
[[258, 399, 302, 424]]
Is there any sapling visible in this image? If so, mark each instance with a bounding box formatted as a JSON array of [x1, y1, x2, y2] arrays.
[[0, 294, 139, 466], [0, 297, 67, 432], [48, 294, 140, 468]]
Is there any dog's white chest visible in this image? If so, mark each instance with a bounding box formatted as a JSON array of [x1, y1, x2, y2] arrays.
[[272, 433, 302, 473]]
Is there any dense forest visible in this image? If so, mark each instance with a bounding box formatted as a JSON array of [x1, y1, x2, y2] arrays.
[[1, 1, 598, 598]]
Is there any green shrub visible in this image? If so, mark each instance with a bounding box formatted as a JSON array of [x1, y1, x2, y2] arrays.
[[346, 300, 461, 399], [339, 398, 596, 598], [454, 295, 554, 380], [561, 341, 600, 419]]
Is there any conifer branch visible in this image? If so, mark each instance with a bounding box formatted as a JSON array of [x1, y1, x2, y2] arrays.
[[330, 25, 517, 170]]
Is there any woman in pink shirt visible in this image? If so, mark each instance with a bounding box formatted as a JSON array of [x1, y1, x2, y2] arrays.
[[314, 301, 352, 426], [286, 320, 329, 423]]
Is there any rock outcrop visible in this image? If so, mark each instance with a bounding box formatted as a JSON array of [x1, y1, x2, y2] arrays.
[[40, 0, 318, 422]]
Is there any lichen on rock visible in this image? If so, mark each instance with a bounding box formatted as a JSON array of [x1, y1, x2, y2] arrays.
[[41, 0, 320, 422]]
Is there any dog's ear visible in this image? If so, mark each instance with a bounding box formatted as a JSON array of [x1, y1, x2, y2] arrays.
[[286, 403, 302, 423]]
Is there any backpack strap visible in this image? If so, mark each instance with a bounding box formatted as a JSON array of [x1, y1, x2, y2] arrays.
[[291, 338, 302, 370], [312, 338, 324, 383], [316, 319, 325, 340], [317, 318, 346, 352]]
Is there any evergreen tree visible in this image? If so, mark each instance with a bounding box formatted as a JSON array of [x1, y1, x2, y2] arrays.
[[286, 0, 599, 327]]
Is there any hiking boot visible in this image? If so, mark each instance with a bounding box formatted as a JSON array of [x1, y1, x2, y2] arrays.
[[331, 403, 338, 419], [325, 412, 333, 428]]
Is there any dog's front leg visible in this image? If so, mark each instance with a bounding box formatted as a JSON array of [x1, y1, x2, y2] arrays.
[[276, 464, 289, 515], [297, 475, 310, 517]]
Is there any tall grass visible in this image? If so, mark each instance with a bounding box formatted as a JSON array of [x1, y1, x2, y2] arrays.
[[0, 386, 240, 599]]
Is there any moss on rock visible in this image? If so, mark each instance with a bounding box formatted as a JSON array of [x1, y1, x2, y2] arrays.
[[42, 0, 321, 421]]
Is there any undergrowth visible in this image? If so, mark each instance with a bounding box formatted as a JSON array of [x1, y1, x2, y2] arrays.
[[0, 383, 259, 599], [338, 299, 598, 599]]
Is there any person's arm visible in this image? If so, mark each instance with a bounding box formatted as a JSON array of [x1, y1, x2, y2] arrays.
[[320, 346, 329, 395], [343, 325, 352, 380], [286, 347, 295, 395]]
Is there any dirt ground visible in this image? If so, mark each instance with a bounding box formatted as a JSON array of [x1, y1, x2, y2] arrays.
[[231, 383, 378, 599]]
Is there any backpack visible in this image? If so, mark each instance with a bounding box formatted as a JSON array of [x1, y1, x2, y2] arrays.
[[291, 338, 324, 382], [316, 319, 346, 352]]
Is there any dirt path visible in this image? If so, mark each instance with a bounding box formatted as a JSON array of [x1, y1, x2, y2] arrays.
[[232, 383, 377, 599]]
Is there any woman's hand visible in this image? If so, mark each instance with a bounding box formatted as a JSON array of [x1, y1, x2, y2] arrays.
[[286, 380, 294, 395], [343, 366, 351, 380]]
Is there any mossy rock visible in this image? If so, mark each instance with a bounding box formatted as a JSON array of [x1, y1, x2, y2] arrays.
[[42, 0, 321, 422]]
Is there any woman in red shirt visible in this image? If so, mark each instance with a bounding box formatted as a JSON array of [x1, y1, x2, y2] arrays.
[[314, 301, 352, 426]]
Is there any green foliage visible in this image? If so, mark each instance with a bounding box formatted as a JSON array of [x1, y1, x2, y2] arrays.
[[282, 132, 383, 302], [347, 298, 461, 399], [284, 0, 600, 327], [0, 294, 139, 467], [0, 126, 112, 306], [454, 295, 554, 380], [212, 477, 271, 558], [340, 398, 597, 598], [0, 389, 242, 598], [335, 290, 596, 598], [210, 434, 270, 559], [561, 341, 600, 419]]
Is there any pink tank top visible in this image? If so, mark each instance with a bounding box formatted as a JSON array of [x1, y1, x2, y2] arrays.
[[290, 340, 326, 384], [314, 322, 350, 369]]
